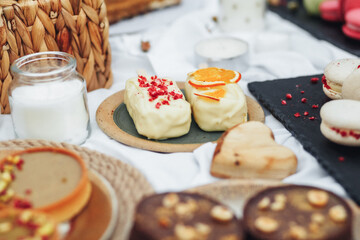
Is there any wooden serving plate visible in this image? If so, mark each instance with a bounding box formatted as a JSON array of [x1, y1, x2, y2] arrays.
[[187, 179, 360, 240], [96, 82, 265, 153]]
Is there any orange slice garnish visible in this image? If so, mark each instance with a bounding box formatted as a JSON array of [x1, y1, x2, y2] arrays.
[[194, 89, 226, 101], [188, 68, 241, 88]]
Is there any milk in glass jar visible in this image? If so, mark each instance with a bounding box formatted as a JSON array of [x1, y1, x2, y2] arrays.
[[8, 52, 90, 145]]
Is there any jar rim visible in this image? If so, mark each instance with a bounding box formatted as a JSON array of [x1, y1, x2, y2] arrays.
[[10, 51, 77, 80]]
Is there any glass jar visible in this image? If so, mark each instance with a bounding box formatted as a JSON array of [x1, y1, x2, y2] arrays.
[[8, 52, 90, 145], [219, 0, 266, 32]]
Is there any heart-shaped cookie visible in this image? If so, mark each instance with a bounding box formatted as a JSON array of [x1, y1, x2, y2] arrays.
[[211, 121, 297, 179]]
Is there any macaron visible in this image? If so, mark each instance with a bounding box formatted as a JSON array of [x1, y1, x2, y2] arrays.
[[342, 67, 360, 100], [322, 58, 360, 99], [304, 0, 327, 15], [343, 9, 360, 40], [320, 0, 342, 22], [320, 99, 360, 146]]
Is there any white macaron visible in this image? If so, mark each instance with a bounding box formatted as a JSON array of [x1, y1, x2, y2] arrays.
[[342, 68, 360, 101], [320, 99, 360, 146], [323, 58, 360, 100]]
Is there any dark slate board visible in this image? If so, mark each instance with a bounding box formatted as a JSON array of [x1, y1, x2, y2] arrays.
[[269, 4, 360, 57], [248, 75, 360, 205]]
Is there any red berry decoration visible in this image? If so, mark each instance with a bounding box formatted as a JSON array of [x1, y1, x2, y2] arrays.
[[309, 117, 315, 120], [312, 104, 319, 109], [304, 112, 309, 116], [311, 77, 319, 83], [301, 91, 305, 94], [281, 100, 287, 105], [301, 98, 307, 103], [286, 94, 292, 100], [294, 113, 301, 118]]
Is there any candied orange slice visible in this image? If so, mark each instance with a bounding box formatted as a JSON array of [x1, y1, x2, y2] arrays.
[[188, 68, 241, 88], [194, 89, 226, 101]]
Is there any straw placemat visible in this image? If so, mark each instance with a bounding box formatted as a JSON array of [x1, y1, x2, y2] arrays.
[[0, 139, 154, 240]]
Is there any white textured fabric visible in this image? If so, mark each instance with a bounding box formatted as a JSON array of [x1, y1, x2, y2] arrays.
[[0, 0, 355, 197]]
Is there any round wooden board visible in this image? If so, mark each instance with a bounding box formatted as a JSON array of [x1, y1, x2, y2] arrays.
[[186, 180, 360, 239], [96, 82, 265, 153], [0, 140, 154, 240]]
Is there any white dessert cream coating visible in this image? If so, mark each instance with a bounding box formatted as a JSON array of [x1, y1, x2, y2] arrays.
[[124, 75, 191, 140], [323, 58, 360, 99], [342, 68, 360, 101], [320, 99, 360, 146], [185, 81, 247, 132]]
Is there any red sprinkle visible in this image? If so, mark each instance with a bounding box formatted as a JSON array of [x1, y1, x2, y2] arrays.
[[312, 104, 319, 109], [304, 112, 309, 116], [309, 117, 315, 120], [13, 198, 32, 209], [358, 65, 360, 69], [286, 94, 292, 100], [322, 75, 331, 89], [338, 156, 345, 162], [294, 113, 301, 118], [301, 91, 305, 94], [311, 77, 319, 83], [281, 100, 287, 105], [301, 98, 307, 103]]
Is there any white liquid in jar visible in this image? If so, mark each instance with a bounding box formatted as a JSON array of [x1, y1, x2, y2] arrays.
[[9, 80, 89, 145]]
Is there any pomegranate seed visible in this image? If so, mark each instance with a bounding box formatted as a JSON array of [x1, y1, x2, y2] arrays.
[[294, 113, 301, 118], [281, 100, 287, 105], [301, 98, 307, 103], [286, 94, 292, 100]]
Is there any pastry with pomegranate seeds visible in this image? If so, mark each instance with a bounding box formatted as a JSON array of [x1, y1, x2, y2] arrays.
[[185, 67, 247, 131], [124, 74, 191, 140], [0, 147, 91, 223], [0, 209, 59, 240], [320, 99, 360, 146], [322, 58, 360, 99]]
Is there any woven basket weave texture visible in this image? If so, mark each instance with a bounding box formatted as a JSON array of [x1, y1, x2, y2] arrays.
[[0, 0, 113, 114]]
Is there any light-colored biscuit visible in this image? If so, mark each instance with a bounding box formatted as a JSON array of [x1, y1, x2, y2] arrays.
[[323, 58, 360, 99], [342, 68, 360, 101], [211, 122, 297, 179], [320, 99, 360, 146]]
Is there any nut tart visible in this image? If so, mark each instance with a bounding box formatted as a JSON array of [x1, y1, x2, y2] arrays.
[[124, 73, 191, 140], [130, 192, 244, 240], [243, 185, 352, 240], [0, 208, 59, 240], [185, 67, 247, 131], [0, 147, 91, 223]]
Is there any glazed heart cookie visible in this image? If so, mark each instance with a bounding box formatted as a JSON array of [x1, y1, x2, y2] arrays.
[[211, 121, 297, 179]]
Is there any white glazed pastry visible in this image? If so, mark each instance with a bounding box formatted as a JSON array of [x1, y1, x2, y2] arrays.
[[124, 74, 191, 140], [322, 58, 360, 99], [342, 68, 360, 101], [185, 68, 247, 132], [320, 99, 360, 146]]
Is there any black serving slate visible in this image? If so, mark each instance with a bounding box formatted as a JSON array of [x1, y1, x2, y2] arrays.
[[248, 75, 360, 205], [269, 4, 360, 57]]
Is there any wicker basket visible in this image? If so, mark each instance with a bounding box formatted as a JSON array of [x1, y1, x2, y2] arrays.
[[105, 0, 181, 24], [0, 0, 113, 114]]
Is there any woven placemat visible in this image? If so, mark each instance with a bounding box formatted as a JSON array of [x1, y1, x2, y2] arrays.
[[0, 140, 154, 240]]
